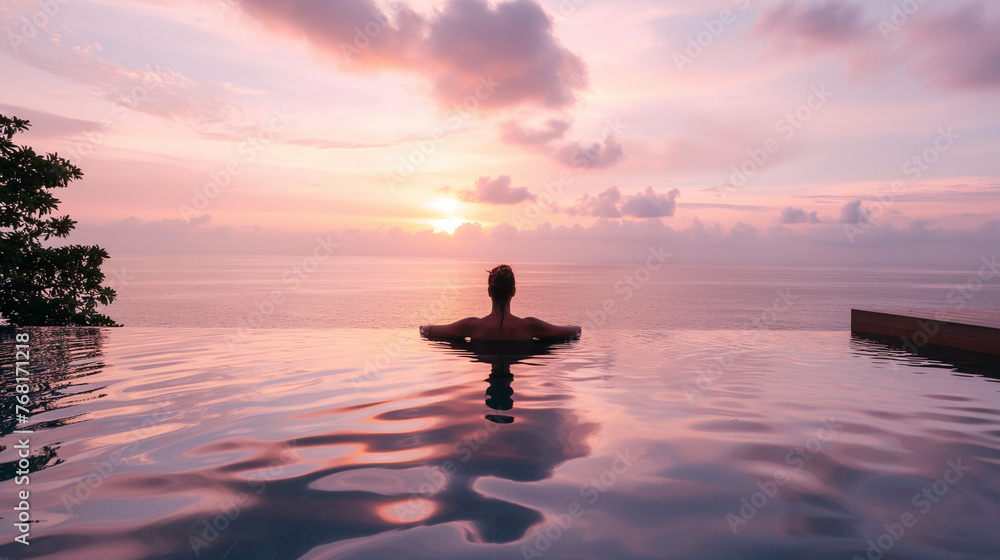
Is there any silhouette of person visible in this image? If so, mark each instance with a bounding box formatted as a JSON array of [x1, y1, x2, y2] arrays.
[[420, 264, 581, 341]]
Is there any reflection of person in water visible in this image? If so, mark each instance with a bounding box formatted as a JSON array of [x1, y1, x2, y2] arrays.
[[420, 264, 581, 341], [401, 337, 594, 543], [137, 334, 593, 558], [485, 365, 514, 424], [432, 334, 561, 425]]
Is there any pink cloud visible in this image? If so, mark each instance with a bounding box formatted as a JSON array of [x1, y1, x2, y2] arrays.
[[0, 103, 96, 138], [453, 222, 483, 239], [499, 118, 572, 146], [756, 0, 869, 51], [3, 31, 250, 133], [838, 200, 870, 224], [907, 3, 1000, 90], [241, 0, 589, 111], [565, 186, 623, 218], [458, 175, 537, 205], [497, 117, 625, 170], [780, 207, 822, 224], [555, 136, 624, 169], [67, 214, 1000, 266], [755, 0, 1000, 91], [563, 186, 680, 219]]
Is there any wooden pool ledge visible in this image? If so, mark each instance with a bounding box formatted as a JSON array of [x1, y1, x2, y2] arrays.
[[851, 309, 1000, 356]]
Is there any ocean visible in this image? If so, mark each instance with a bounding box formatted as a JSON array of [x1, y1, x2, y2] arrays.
[[99, 255, 1000, 330]]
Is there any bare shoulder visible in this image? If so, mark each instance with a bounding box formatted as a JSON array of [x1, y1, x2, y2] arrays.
[[419, 317, 480, 338], [522, 316, 553, 328], [523, 317, 581, 339]]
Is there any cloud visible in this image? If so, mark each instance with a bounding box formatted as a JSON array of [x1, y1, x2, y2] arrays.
[[565, 186, 623, 218], [781, 206, 822, 224], [458, 175, 537, 205], [555, 136, 624, 169], [242, 0, 589, 110], [756, 1, 1000, 91], [2, 31, 251, 133], [498, 117, 626, 170], [491, 222, 519, 240], [453, 222, 483, 239], [0, 104, 97, 138], [499, 117, 572, 146], [621, 187, 681, 218], [69, 214, 1000, 266], [838, 200, 870, 224], [564, 186, 680, 218], [756, 0, 869, 51], [796, 184, 1000, 203], [241, 0, 425, 67], [907, 3, 1000, 90]]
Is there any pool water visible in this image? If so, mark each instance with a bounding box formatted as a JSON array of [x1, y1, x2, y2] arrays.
[[1, 328, 999, 559]]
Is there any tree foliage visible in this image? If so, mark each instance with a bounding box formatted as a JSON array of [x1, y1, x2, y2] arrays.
[[0, 114, 119, 326]]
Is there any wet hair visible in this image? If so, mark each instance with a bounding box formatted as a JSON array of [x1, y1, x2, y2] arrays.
[[488, 264, 515, 328]]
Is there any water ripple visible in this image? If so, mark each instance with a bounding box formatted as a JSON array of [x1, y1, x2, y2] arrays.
[[0, 328, 998, 559]]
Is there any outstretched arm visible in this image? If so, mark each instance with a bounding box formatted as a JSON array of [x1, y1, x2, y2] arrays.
[[526, 317, 582, 340], [419, 317, 477, 339]]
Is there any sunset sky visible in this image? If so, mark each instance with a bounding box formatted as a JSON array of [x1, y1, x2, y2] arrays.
[[2, 0, 998, 263]]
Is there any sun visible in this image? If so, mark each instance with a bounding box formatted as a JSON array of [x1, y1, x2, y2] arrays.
[[431, 217, 465, 234]]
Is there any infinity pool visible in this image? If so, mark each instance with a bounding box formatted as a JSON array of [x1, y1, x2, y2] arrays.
[[1, 328, 999, 559]]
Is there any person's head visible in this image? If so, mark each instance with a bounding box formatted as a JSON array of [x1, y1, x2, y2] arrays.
[[488, 264, 515, 306]]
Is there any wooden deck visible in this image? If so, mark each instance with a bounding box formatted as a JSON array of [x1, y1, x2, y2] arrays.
[[851, 309, 1000, 356]]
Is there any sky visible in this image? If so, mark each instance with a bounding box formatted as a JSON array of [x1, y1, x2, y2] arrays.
[[2, 0, 999, 264]]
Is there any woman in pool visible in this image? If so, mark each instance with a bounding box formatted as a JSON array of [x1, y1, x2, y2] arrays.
[[419, 264, 582, 341]]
